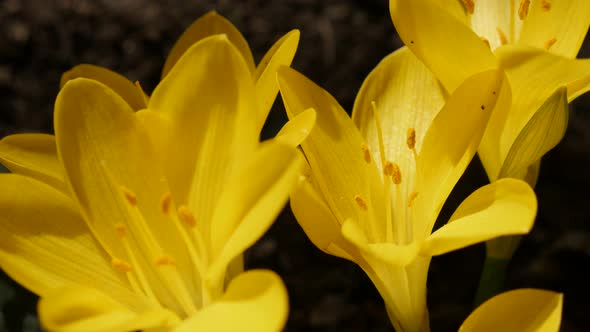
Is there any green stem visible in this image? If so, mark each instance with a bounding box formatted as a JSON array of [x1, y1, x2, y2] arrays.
[[473, 255, 510, 308]]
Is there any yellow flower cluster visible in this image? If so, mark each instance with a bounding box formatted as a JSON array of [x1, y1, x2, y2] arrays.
[[1, 1, 587, 331]]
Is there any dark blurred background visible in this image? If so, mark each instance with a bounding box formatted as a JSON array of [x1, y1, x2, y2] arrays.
[[0, 1, 588, 331]]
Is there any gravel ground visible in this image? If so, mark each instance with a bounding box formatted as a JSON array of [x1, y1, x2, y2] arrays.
[[0, 1, 589, 331]]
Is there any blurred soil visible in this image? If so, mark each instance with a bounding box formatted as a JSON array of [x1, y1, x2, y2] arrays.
[[0, 1, 589, 331]]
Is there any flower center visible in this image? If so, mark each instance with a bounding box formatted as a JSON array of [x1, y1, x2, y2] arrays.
[[108, 185, 213, 318]]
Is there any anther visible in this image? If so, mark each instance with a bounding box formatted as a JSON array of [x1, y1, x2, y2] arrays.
[[496, 28, 508, 45], [541, 0, 551, 11], [518, 0, 530, 20], [155, 255, 176, 266], [408, 191, 419, 207], [383, 161, 394, 176], [120, 186, 137, 206], [354, 195, 368, 211], [114, 223, 127, 238], [112, 258, 132, 272], [361, 143, 371, 164], [406, 128, 416, 150], [480, 36, 491, 49], [178, 205, 196, 227], [461, 0, 474, 14], [160, 192, 173, 215], [544, 37, 557, 50], [391, 163, 402, 185]]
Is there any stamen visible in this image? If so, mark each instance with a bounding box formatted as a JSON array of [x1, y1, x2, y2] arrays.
[[480, 36, 491, 49], [496, 28, 508, 45], [541, 0, 551, 11], [408, 191, 419, 207], [112, 258, 132, 272], [115, 223, 127, 238], [155, 255, 176, 266], [361, 143, 371, 164], [406, 128, 416, 151], [544, 37, 557, 50], [354, 195, 368, 211], [391, 163, 402, 185], [120, 185, 137, 206], [178, 205, 197, 227], [518, 0, 530, 20], [160, 192, 173, 215], [461, 0, 474, 14]]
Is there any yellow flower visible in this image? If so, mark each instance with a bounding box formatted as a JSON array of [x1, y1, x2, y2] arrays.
[[0, 25, 308, 332], [389, 0, 590, 186], [460, 289, 563, 332], [277, 46, 537, 332]]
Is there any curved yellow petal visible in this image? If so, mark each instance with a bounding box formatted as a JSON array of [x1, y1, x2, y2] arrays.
[[39, 285, 177, 332], [150, 36, 258, 226], [459, 289, 562, 332], [415, 69, 504, 237], [56, 78, 195, 307], [0, 174, 145, 311], [477, 79, 513, 181], [495, 45, 590, 165], [499, 87, 568, 182], [470, 1, 522, 50], [290, 173, 360, 262], [352, 46, 445, 209], [341, 219, 418, 267], [60, 64, 147, 111], [389, 0, 497, 92], [254, 30, 300, 131], [275, 108, 316, 147], [208, 141, 302, 283], [161, 11, 255, 78], [421, 178, 536, 256], [519, 0, 590, 58], [174, 270, 288, 332], [0, 134, 66, 193], [277, 66, 386, 242]]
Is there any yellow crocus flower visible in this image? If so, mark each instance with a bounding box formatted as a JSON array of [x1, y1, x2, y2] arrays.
[[389, 0, 590, 186], [0, 29, 309, 332], [460, 288, 563, 332], [277, 46, 537, 332]]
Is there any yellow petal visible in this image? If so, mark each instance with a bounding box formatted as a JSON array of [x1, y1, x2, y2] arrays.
[[56, 78, 196, 307], [253, 30, 300, 131], [421, 178, 536, 256], [277, 66, 386, 242], [499, 87, 568, 182], [0, 174, 145, 311], [460, 289, 562, 332], [39, 285, 177, 332], [352, 46, 445, 207], [60, 64, 147, 111], [470, 1, 522, 50], [519, 0, 590, 58], [149, 36, 258, 224], [389, 0, 497, 92], [275, 108, 316, 147], [477, 79, 513, 181], [415, 69, 504, 237], [341, 219, 418, 267], [174, 270, 288, 332], [0, 134, 66, 193], [290, 173, 360, 262], [161, 11, 255, 78], [495, 45, 590, 167], [208, 141, 302, 283]]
